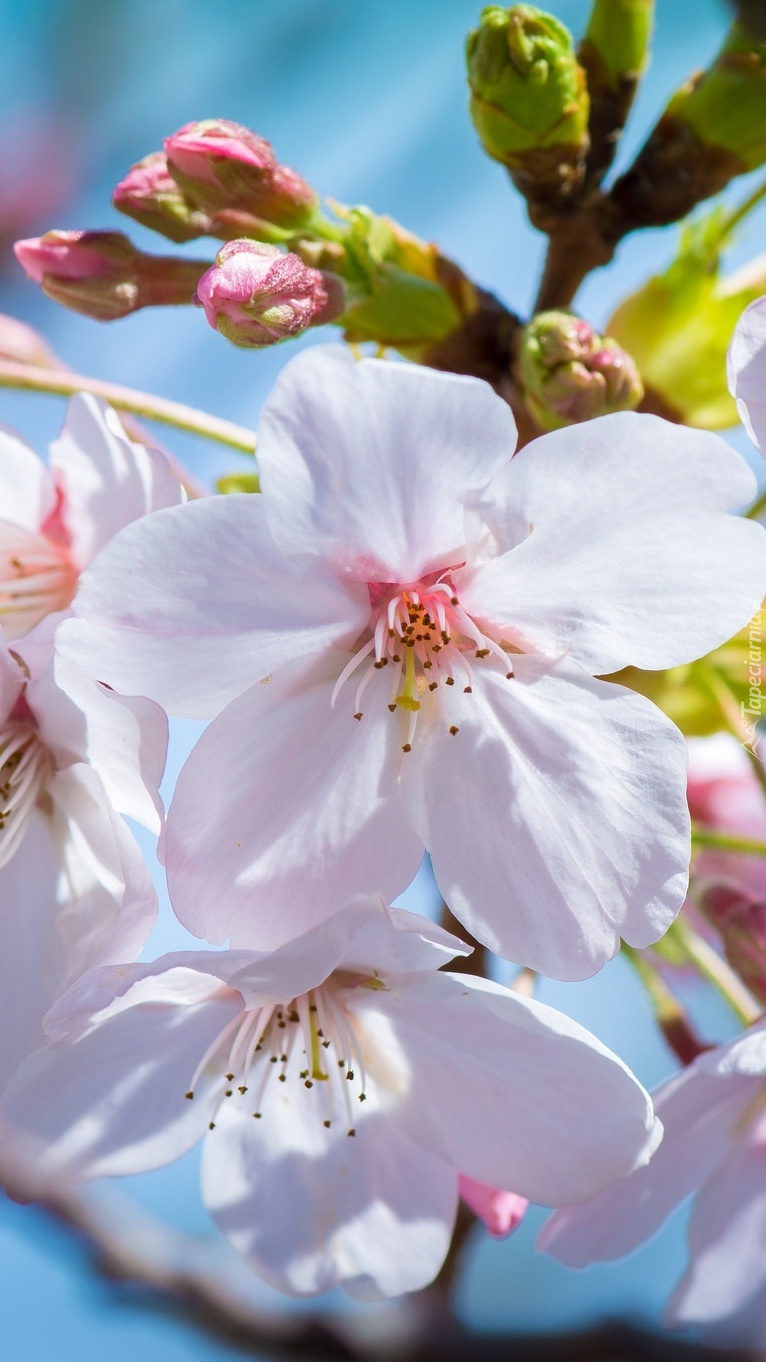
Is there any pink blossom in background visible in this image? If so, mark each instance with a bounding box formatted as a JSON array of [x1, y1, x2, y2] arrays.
[[540, 1018, 766, 1348], [1, 899, 659, 1297], [59, 346, 766, 977]]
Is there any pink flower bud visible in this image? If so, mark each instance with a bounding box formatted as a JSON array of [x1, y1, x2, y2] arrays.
[[519, 311, 643, 430], [194, 239, 343, 348], [15, 229, 209, 322], [113, 152, 213, 243], [164, 120, 317, 229], [458, 1175, 529, 1238]]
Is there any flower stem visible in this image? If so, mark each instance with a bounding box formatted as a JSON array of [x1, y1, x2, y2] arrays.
[[668, 917, 761, 1026], [0, 359, 256, 455], [622, 945, 708, 1065], [692, 823, 766, 857]]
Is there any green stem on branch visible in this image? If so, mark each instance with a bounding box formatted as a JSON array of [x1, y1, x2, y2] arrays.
[[692, 823, 766, 857], [668, 917, 761, 1026], [0, 359, 256, 455]]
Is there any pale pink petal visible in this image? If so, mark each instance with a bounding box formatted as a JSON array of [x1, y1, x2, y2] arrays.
[[48, 763, 157, 974], [60, 495, 368, 718], [50, 394, 185, 568], [697, 1014, 766, 1077], [458, 1175, 528, 1237], [728, 296, 766, 454], [202, 1088, 456, 1297], [33, 651, 167, 833], [401, 656, 690, 979], [358, 971, 658, 1206], [0, 425, 56, 531], [165, 656, 423, 947], [1, 969, 241, 1176], [539, 1061, 760, 1265], [257, 345, 517, 581], [667, 1130, 766, 1344], [459, 413, 765, 674], [0, 809, 64, 1091]]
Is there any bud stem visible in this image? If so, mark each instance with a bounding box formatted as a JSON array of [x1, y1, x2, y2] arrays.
[[692, 824, 766, 858], [0, 359, 256, 455], [666, 916, 761, 1026], [622, 945, 708, 1065]]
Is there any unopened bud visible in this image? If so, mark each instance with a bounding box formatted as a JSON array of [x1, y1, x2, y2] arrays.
[[113, 151, 213, 243], [519, 310, 642, 428], [15, 230, 209, 321], [466, 5, 590, 219], [578, 0, 654, 182], [164, 120, 317, 232], [194, 239, 343, 348], [698, 882, 766, 1006], [458, 1175, 528, 1238], [612, 21, 766, 229]]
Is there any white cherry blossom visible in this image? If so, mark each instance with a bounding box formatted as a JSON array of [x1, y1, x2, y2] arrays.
[[540, 1018, 766, 1347], [728, 296, 766, 456], [0, 393, 183, 640], [1, 899, 660, 1298], [59, 346, 766, 977]]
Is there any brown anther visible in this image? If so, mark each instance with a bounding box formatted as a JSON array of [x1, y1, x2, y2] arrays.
[[388, 703, 397, 712], [185, 1091, 194, 1100], [225, 1088, 233, 1097], [373, 659, 385, 669], [270, 1056, 278, 1063], [476, 648, 490, 658], [347, 1128, 356, 1138], [506, 672, 514, 680], [449, 725, 459, 735], [450, 595, 458, 606], [209, 1121, 216, 1130], [323, 1119, 331, 1128], [392, 653, 401, 662], [446, 676, 455, 686], [354, 712, 363, 721], [346, 1070, 355, 1081], [278, 1074, 286, 1082], [253, 1112, 262, 1119], [238, 1085, 248, 1094], [402, 743, 412, 753], [338, 1059, 346, 1068], [428, 681, 438, 692], [464, 685, 473, 693], [359, 1093, 367, 1102], [423, 660, 433, 670], [225, 1073, 234, 1081], [304, 1080, 313, 1089]]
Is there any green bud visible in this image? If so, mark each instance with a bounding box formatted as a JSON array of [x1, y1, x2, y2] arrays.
[[607, 206, 766, 429], [519, 310, 642, 429], [582, 0, 653, 92], [612, 21, 766, 228], [466, 5, 590, 213]]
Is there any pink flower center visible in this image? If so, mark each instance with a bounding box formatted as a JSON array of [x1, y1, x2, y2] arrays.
[[186, 977, 376, 1138], [0, 717, 53, 867], [333, 578, 514, 751], [0, 523, 78, 640]]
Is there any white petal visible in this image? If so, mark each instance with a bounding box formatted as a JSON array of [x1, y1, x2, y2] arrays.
[[728, 296, 766, 454], [166, 655, 423, 947], [50, 394, 185, 568], [1, 972, 241, 1176], [357, 971, 658, 1206], [33, 651, 167, 833], [0, 810, 65, 1092], [48, 763, 157, 975], [61, 494, 367, 718], [539, 1060, 759, 1265], [459, 412, 765, 674], [402, 656, 690, 979], [667, 1128, 766, 1344], [0, 424, 55, 531], [257, 345, 517, 581], [202, 1085, 456, 1297]]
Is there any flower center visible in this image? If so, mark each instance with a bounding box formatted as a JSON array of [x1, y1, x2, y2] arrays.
[[0, 719, 54, 867], [333, 578, 513, 751], [0, 524, 79, 640], [186, 977, 377, 1138]]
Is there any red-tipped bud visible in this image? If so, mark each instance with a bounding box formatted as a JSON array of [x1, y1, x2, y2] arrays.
[[519, 309, 643, 428], [194, 239, 343, 348], [15, 229, 209, 321], [113, 151, 213, 243], [164, 120, 317, 229], [698, 882, 766, 1005]]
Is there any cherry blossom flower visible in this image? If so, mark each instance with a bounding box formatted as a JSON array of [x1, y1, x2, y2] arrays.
[[0, 392, 183, 640], [1, 899, 660, 1298], [539, 1018, 766, 1347], [59, 346, 766, 977], [728, 296, 766, 455]]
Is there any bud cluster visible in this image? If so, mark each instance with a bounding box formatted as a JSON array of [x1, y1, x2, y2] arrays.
[[518, 310, 643, 428]]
